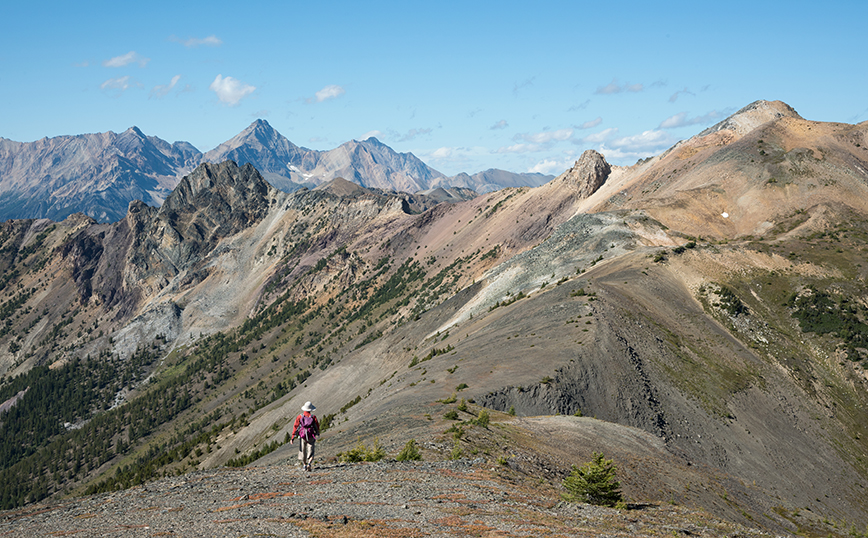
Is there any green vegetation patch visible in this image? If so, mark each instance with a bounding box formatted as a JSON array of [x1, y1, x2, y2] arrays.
[[786, 286, 868, 362]]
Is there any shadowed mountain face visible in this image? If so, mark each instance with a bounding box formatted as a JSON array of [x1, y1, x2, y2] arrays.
[[1, 101, 867, 536], [0, 120, 551, 223]]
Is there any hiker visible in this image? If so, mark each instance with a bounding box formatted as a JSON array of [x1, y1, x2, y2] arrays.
[[290, 401, 320, 471]]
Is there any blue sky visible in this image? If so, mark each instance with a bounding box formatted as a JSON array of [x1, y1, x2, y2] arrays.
[[2, 0, 866, 177]]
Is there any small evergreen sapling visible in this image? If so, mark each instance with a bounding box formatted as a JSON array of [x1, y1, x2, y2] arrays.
[[562, 452, 624, 507], [396, 439, 422, 461]]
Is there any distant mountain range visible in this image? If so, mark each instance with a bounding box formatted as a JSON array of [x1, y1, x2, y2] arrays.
[[0, 120, 552, 223]]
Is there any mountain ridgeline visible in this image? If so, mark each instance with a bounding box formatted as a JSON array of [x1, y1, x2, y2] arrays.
[[1, 101, 868, 536], [0, 120, 552, 223]]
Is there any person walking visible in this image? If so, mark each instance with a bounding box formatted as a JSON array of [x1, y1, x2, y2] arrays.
[[290, 401, 320, 472]]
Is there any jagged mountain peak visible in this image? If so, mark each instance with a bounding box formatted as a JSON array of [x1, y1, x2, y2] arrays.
[[214, 119, 296, 152], [122, 126, 146, 137], [115, 126, 152, 153], [166, 160, 274, 206], [357, 136, 386, 148], [240, 118, 281, 139]]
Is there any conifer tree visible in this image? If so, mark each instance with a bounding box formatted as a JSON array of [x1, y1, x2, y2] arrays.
[[562, 452, 623, 507]]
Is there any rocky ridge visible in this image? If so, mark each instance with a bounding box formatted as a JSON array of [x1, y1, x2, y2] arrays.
[[0, 101, 867, 536], [0, 458, 769, 538]]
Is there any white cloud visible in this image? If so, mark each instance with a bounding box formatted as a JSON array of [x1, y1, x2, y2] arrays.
[[579, 127, 619, 144], [309, 84, 345, 103], [357, 130, 384, 141], [490, 120, 508, 130], [608, 129, 676, 152], [173, 35, 223, 47], [495, 143, 541, 154], [514, 128, 573, 144], [528, 159, 569, 175], [574, 128, 678, 165], [431, 147, 453, 159], [150, 75, 181, 98], [577, 117, 602, 130], [659, 110, 726, 129], [595, 78, 643, 95], [210, 74, 255, 106], [100, 76, 134, 91], [103, 51, 149, 68], [418, 145, 489, 174]]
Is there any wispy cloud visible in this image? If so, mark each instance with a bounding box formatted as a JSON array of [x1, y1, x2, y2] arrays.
[[150, 75, 181, 98], [307, 84, 345, 103], [608, 130, 676, 152], [577, 117, 602, 130], [572, 126, 677, 164], [514, 128, 574, 144], [419, 145, 488, 173], [528, 158, 572, 175], [668, 87, 695, 103], [496, 128, 575, 154], [595, 78, 643, 95], [171, 35, 223, 47], [430, 147, 454, 159], [578, 128, 619, 144], [209, 74, 255, 106], [659, 110, 727, 129], [398, 128, 433, 142], [103, 51, 149, 68], [490, 120, 509, 130], [495, 143, 540, 154], [100, 76, 141, 96], [568, 99, 590, 112], [513, 77, 535, 95]]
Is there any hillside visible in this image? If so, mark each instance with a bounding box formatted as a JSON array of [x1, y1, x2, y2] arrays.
[[1, 101, 868, 536]]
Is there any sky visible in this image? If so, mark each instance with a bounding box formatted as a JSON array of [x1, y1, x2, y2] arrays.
[[2, 0, 867, 177]]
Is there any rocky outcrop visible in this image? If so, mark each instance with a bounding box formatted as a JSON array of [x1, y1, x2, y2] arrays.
[[150, 161, 277, 268], [559, 150, 611, 198]]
